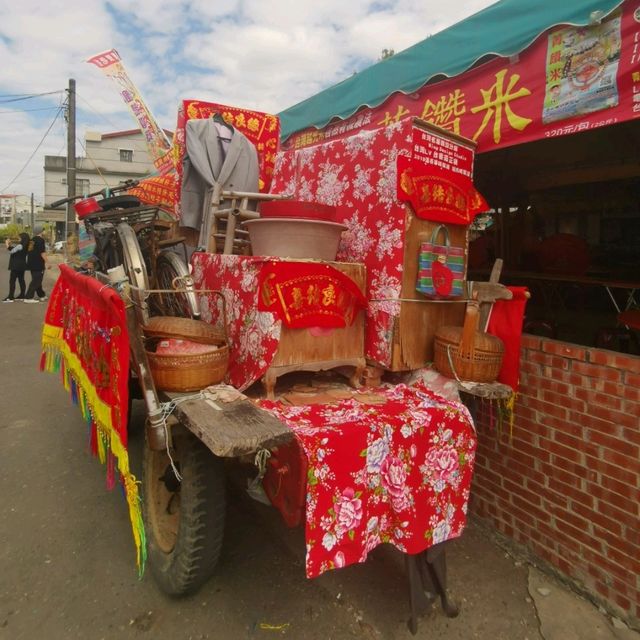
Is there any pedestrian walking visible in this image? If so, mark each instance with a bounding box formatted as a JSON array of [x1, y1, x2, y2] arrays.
[[2, 232, 30, 302], [24, 226, 50, 303]]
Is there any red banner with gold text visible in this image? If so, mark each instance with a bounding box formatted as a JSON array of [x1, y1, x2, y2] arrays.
[[284, 2, 640, 152], [40, 265, 145, 572], [258, 261, 367, 328]]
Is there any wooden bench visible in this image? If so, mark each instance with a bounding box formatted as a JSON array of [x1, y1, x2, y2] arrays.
[[162, 387, 293, 458]]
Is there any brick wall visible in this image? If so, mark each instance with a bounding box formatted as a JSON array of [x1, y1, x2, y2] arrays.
[[470, 334, 640, 626]]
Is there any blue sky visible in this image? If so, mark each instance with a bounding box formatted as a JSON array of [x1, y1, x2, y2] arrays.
[[0, 0, 496, 201]]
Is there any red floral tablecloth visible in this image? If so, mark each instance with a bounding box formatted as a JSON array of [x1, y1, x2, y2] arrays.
[[259, 382, 476, 578], [191, 253, 281, 391]]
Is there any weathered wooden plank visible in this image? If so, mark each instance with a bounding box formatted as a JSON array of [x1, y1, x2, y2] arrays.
[[163, 389, 293, 458]]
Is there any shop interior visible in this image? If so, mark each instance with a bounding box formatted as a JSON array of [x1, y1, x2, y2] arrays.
[[471, 119, 640, 352]]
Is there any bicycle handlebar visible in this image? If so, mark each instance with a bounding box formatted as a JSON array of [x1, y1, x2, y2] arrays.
[[49, 179, 139, 209]]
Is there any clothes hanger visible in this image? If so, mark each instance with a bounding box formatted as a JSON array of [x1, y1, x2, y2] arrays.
[[211, 112, 234, 140]]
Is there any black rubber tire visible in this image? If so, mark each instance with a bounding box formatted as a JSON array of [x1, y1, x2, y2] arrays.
[[143, 430, 226, 596], [99, 195, 141, 211]]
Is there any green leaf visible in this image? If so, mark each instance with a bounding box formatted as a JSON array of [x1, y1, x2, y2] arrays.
[[348, 530, 355, 541]]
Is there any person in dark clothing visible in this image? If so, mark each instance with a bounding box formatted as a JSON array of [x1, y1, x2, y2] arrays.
[[24, 226, 50, 303], [3, 232, 30, 302]]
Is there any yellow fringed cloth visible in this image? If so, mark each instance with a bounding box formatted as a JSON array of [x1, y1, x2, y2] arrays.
[[40, 264, 146, 574]]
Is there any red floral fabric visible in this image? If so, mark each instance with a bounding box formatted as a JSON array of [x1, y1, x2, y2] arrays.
[[270, 120, 413, 367], [191, 253, 281, 391], [259, 382, 476, 578]]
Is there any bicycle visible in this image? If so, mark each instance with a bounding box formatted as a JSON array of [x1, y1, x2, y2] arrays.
[[50, 182, 200, 324]]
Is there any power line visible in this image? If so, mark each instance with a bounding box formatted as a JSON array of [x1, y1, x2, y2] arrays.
[[1, 104, 65, 193], [0, 90, 64, 104], [0, 106, 62, 115], [76, 91, 124, 130]]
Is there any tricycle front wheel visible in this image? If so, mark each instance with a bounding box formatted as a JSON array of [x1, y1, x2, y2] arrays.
[[143, 428, 226, 596]]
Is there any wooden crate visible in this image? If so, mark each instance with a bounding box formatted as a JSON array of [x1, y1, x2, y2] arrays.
[[388, 207, 468, 371], [263, 261, 366, 395]]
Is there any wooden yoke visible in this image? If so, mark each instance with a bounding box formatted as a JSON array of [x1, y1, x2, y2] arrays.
[[471, 259, 513, 332]]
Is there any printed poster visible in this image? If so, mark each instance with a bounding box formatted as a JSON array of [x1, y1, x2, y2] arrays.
[[542, 13, 622, 123]]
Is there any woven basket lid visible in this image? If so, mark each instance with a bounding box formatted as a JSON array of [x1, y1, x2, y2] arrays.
[[143, 316, 225, 345], [435, 325, 504, 354]]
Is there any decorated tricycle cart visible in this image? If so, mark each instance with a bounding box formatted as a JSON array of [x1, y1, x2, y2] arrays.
[[42, 99, 527, 634]]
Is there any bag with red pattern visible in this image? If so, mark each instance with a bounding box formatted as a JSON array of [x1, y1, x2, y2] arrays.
[[417, 224, 465, 298]]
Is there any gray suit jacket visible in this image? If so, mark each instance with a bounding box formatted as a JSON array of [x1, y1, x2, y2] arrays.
[[180, 118, 259, 231]]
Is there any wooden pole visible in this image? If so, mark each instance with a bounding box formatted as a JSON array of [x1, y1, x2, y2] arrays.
[[66, 78, 77, 237]]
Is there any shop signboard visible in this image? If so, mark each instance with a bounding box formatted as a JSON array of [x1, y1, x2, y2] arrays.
[[284, 1, 640, 152]]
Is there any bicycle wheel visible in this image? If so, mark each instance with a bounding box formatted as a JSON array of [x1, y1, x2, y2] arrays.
[[154, 250, 201, 319], [117, 222, 150, 325]]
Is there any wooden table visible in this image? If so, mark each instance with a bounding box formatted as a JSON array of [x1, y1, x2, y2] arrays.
[[483, 270, 640, 314]]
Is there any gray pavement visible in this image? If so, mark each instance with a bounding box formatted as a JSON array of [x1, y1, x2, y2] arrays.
[[0, 247, 637, 640]]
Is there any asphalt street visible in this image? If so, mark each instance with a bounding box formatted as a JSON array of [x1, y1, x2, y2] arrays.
[[1, 247, 631, 640]]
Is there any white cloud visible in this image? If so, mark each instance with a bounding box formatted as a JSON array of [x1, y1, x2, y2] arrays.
[[0, 0, 497, 200]]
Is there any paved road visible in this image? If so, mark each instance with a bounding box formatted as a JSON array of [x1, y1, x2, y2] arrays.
[[0, 248, 544, 640]]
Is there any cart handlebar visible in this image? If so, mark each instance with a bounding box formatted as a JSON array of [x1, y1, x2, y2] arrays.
[[49, 179, 139, 209]]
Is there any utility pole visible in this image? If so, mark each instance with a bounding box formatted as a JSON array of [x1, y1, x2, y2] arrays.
[[66, 78, 77, 237], [30, 192, 35, 231]]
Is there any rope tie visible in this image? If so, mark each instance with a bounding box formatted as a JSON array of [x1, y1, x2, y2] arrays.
[[247, 449, 271, 504], [157, 391, 206, 481]]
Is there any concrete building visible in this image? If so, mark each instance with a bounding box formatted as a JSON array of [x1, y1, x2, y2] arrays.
[[0, 194, 42, 229], [43, 128, 171, 238]]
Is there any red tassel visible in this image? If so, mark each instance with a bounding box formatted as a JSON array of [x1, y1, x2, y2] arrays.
[[39, 351, 46, 371], [106, 450, 115, 490]]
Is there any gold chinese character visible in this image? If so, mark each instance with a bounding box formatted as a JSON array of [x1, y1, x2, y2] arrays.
[[247, 117, 260, 132], [432, 184, 446, 203], [306, 284, 320, 305], [377, 104, 410, 126], [419, 184, 431, 205], [421, 89, 466, 134], [322, 284, 336, 306], [290, 287, 304, 310], [471, 69, 532, 144], [235, 113, 246, 128]]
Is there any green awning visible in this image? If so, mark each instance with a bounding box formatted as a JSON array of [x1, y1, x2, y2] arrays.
[[278, 0, 624, 139]]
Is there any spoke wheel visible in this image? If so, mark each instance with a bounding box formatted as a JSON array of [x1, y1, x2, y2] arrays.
[[154, 250, 201, 319], [117, 222, 150, 325]]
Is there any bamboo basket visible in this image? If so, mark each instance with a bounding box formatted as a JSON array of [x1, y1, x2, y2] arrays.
[[143, 314, 229, 392], [143, 315, 226, 345], [434, 301, 504, 383]]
